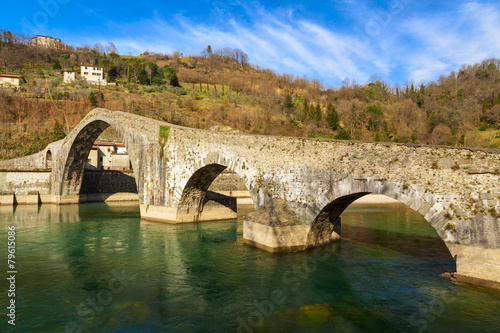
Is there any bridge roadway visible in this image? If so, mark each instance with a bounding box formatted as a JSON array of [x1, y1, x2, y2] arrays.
[[0, 108, 499, 288]]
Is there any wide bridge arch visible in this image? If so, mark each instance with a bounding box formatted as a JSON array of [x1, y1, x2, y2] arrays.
[[306, 176, 451, 249]]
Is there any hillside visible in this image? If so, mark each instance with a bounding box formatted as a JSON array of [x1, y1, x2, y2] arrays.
[[0, 28, 499, 159]]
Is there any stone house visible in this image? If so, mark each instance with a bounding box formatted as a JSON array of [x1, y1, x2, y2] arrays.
[[0, 74, 27, 87], [86, 140, 131, 171]]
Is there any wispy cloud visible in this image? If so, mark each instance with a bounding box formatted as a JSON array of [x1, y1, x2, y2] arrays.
[[399, 1, 500, 83], [64, 1, 500, 87], [103, 8, 377, 87]]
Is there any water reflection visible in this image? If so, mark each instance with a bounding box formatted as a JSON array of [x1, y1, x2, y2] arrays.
[[0, 202, 499, 332]]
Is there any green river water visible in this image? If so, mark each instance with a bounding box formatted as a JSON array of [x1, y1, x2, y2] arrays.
[[1, 202, 500, 332]]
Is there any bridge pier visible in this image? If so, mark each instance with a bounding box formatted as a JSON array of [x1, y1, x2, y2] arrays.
[[242, 199, 341, 252], [449, 244, 500, 289], [140, 192, 237, 223], [242, 219, 341, 252]]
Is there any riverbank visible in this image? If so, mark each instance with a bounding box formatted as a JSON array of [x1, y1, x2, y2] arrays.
[[351, 194, 400, 205]]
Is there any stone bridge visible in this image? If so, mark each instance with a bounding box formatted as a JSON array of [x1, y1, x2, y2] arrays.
[[1, 108, 499, 287]]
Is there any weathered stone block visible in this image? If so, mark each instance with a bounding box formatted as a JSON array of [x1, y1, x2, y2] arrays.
[[448, 244, 500, 289], [245, 199, 301, 227], [437, 157, 456, 169], [0, 191, 14, 205], [480, 192, 494, 200], [417, 202, 432, 216], [16, 191, 40, 205]]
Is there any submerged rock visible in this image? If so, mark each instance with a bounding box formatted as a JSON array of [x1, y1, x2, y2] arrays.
[[297, 303, 335, 325], [107, 301, 160, 328], [259, 303, 359, 332]]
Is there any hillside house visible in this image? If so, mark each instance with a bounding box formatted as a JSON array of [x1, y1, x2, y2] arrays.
[[0, 74, 26, 87], [63, 71, 76, 83], [81, 65, 107, 85], [86, 140, 131, 171]]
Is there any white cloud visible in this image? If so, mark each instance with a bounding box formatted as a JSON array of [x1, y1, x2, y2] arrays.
[[400, 1, 500, 83], [66, 1, 500, 87], [95, 6, 378, 87]]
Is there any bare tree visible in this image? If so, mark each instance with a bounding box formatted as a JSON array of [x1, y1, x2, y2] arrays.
[[105, 42, 117, 54]]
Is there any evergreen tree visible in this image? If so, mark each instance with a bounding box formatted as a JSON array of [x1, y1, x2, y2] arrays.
[[107, 67, 119, 82], [326, 102, 339, 130], [163, 64, 181, 87], [169, 73, 180, 87], [127, 65, 131, 83], [52, 59, 61, 70], [301, 98, 309, 121], [50, 120, 66, 141], [283, 94, 294, 109], [88, 91, 98, 107], [335, 128, 351, 140], [309, 103, 322, 123], [316, 104, 322, 123]]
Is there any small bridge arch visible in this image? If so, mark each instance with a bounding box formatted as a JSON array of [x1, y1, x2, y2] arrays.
[[174, 150, 261, 222], [45, 149, 52, 169]]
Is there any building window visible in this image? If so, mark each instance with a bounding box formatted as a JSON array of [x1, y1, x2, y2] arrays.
[[85, 66, 87, 69], [99, 157, 103, 162], [84, 72, 88, 75]]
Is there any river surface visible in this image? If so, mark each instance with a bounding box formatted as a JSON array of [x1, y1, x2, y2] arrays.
[[1, 202, 500, 333]]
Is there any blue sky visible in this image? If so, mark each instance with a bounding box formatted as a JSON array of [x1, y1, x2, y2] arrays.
[[2, 0, 500, 87]]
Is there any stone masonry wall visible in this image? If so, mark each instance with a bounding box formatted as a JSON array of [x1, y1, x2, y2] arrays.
[[80, 171, 138, 194], [0, 171, 51, 195], [208, 170, 248, 191]]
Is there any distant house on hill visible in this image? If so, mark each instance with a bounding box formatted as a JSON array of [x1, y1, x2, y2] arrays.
[[31, 35, 68, 49], [81, 65, 107, 86], [0, 74, 26, 87], [63, 71, 76, 83]]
